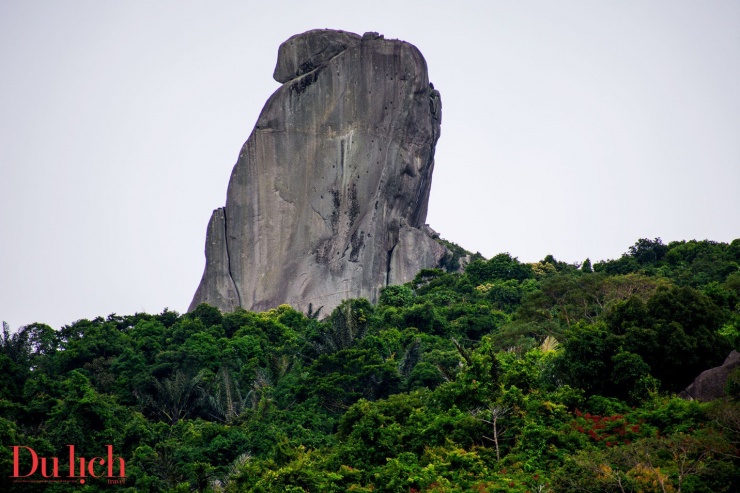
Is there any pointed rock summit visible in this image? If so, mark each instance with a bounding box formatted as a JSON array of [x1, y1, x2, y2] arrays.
[[190, 29, 448, 314]]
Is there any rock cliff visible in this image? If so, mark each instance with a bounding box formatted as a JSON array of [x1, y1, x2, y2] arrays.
[[190, 29, 447, 314]]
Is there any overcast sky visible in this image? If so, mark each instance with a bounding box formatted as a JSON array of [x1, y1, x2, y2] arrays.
[[1, 0, 738, 330]]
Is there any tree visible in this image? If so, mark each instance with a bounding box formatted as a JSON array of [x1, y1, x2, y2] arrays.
[[208, 366, 248, 423], [627, 286, 731, 391], [471, 405, 510, 461], [313, 299, 373, 355], [379, 284, 414, 308], [555, 322, 620, 395], [465, 253, 533, 285], [628, 237, 668, 265], [150, 369, 206, 424]]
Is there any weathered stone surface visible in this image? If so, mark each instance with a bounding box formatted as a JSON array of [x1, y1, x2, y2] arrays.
[[680, 350, 740, 401], [273, 29, 361, 83], [190, 29, 447, 314], [388, 224, 447, 286], [190, 208, 240, 312]]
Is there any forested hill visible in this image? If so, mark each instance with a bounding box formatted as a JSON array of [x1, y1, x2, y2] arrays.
[[2, 238, 739, 492]]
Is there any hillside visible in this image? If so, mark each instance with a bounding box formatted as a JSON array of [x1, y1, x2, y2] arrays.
[[2, 237, 739, 492]]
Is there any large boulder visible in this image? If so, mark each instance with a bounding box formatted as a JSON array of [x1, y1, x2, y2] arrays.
[[190, 29, 447, 314], [680, 350, 740, 401]]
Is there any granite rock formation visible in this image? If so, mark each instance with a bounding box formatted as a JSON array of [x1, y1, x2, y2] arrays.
[[680, 350, 740, 401], [190, 29, 447, 314]]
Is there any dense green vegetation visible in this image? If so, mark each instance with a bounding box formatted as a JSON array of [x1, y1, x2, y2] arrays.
[[2, 238, 739, 492]]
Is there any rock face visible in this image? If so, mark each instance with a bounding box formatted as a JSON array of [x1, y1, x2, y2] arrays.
[[680, 350, 740, 401], [190, 29, 447, 314]]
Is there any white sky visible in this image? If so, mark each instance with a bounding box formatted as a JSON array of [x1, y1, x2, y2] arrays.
[[1, 0, 738, 330]]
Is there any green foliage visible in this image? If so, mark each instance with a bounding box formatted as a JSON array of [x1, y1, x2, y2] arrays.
[[379, 284, 415, 308], [1, 238, 738, 491], [465, 253, 533, 285], [596, 238, 740, 288], [725, 366, 740, 399]]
